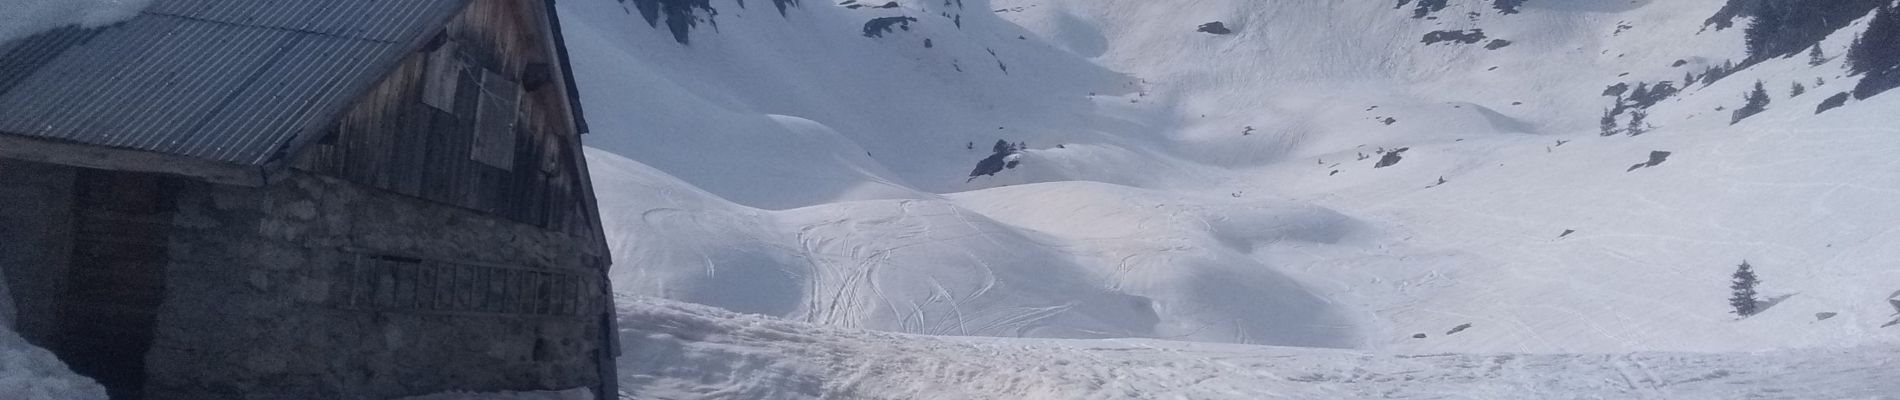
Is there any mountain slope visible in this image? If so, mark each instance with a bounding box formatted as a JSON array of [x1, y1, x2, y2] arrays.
[[560, 0, 1900, 354]]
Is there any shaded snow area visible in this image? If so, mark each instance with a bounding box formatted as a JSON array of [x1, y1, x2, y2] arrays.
[[0, 271, 105, 399], [562, 0, 1900, 397], [395, 388, 594, 400], [0, 0, 153, 44], [617, 297, 1900, 400], [0, 327, 107, 400]]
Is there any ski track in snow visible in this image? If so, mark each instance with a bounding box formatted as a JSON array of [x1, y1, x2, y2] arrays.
[[617, 298, 1900, 400]]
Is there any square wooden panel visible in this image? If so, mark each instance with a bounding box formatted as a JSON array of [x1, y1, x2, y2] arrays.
[[471, 70, 520, 170]]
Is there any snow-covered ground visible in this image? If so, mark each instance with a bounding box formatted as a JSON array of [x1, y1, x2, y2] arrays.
[[395, 388, 594, 400], [617, 296, 1900, 400], [559, 0, 1900, 397], [0, 326, 107, 400]]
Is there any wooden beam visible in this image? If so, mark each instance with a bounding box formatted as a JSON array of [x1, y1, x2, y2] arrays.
[[0, 133, 263, 186]]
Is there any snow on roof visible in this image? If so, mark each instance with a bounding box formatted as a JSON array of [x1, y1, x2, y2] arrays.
[[0, 0, 152, 45]]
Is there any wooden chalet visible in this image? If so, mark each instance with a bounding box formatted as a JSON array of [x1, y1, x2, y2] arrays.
[[0, 0, 618, 398]]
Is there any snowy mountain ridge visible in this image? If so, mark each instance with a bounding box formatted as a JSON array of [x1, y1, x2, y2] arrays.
[[557, 0, 1900, 395]]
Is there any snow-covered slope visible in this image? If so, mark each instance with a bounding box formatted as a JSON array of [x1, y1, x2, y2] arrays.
[[615, 296, 1900, 400], [561, 0, 1900, 359]]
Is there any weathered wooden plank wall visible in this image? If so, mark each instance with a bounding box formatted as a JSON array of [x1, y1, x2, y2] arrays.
[[294, 0, 589, 236]]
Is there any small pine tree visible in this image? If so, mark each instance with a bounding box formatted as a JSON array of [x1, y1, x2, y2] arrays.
[[1792, 82, 1807, 97], [1810, 45, 1827, 66], [1730, 261, 1761, 317], [1732, 81, 1772, 124], [1600, 109, 1620, 136], [1626, 109, 1648, 136], [1685, 71, 1698, 86]]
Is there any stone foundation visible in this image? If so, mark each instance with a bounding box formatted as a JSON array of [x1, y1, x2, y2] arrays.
[[147, 171, 607, 399]]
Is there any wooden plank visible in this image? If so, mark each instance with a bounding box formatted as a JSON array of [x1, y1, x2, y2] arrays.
[[281, 0, 598, 233], [0, 133, 263, 186]]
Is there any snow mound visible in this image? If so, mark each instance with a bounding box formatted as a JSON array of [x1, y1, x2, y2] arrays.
[[591, 148, 1363, 345], [0, 327, 107, 400], [0, 0, 153, 44]]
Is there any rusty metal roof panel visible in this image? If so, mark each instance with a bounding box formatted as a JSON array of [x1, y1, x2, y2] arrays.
[[0, 0, 470, 169]]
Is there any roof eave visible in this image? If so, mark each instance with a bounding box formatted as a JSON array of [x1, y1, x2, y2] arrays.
[[544, 0, 590, 134], [0, 132, 266, 186]]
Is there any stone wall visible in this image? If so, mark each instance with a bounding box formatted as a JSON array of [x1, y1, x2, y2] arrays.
[[0, 159, 76, 344], [148, 170, 608, 400]]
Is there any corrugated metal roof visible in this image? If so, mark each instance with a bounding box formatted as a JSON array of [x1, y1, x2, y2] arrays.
[[0, 0, 472, 169]]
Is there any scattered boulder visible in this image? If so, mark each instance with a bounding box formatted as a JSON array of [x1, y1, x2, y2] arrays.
[[1817, 92, 1850, 114], [1197, 21, 1233, 35], [841, 1, 898, 9], [1484, 39, 1513, 50], [1373, 147, 1410, 169], [968, 140, 1023, 182], [1422, 29, 1486, 45], [1815, 312, 1838, 321], [863, 16, 919, 38], [1626, 151, 1672, 172], [1412, 333, 1428, 339], [1603, 82, 1630, 97], [1446, 323, 1473, 335], [1559, 229, 1576, 238]]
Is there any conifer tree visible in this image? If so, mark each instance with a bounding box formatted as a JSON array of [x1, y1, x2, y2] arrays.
[[1848, 3, 1898, 75], [1626, 109, 1648, 136], [1600, 109, 1620, 136], [1732, 81, 1771, 124], [1730, 261, 1761, 317], [1850, 3, 1900, 99], [1810, 45, 1827, 66], [1745, 2, 1785, 61]]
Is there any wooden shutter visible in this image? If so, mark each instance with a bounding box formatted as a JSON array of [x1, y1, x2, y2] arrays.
[[421, 42, 464, 112], [471, 70, 520, 170]]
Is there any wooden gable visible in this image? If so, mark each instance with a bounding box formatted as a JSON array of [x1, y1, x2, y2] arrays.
[[292, 0, 598, 242]]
